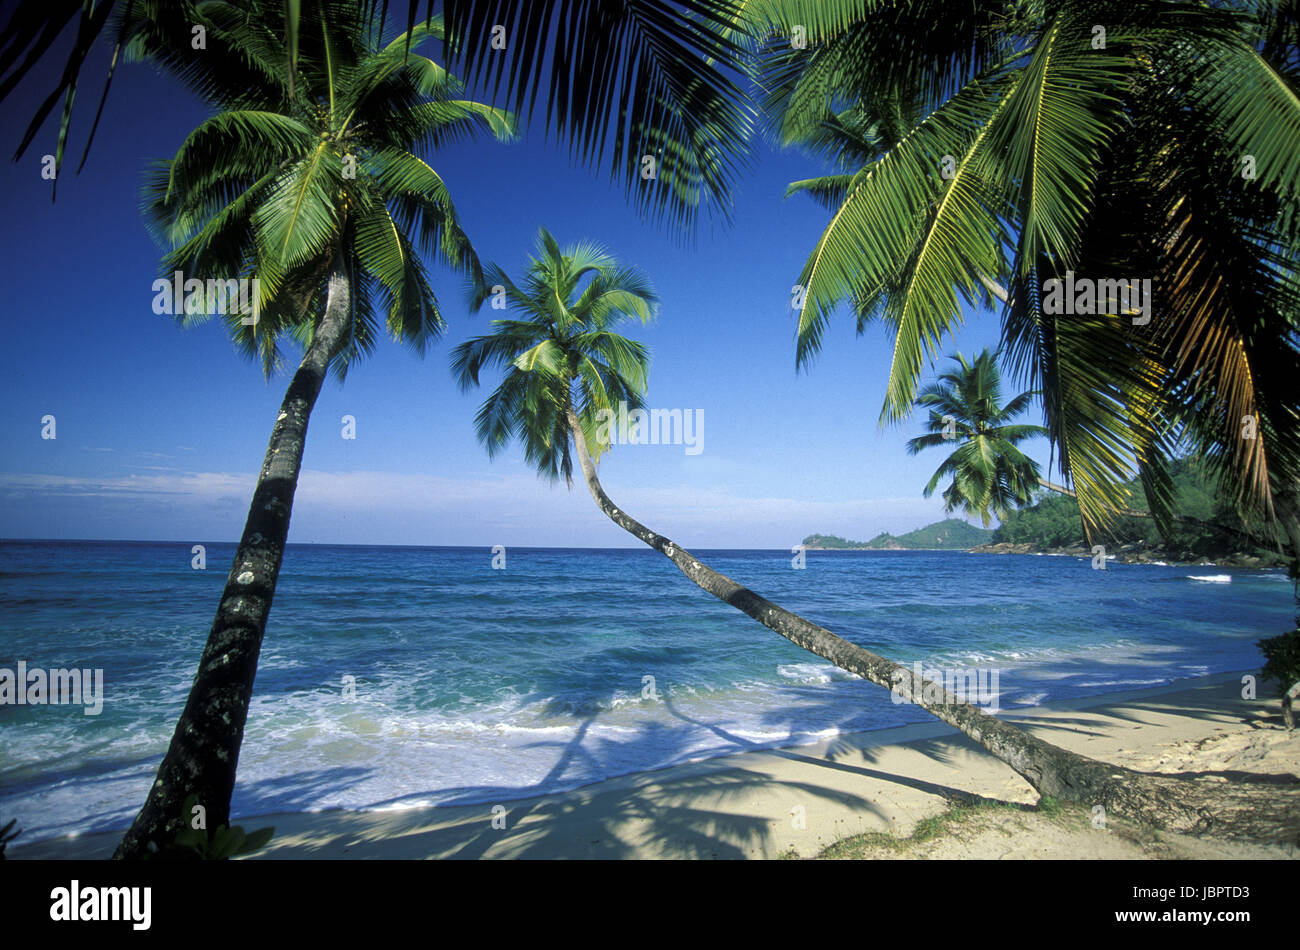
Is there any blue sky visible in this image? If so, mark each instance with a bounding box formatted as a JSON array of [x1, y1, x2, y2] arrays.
[[0, 21, 1043, 548]]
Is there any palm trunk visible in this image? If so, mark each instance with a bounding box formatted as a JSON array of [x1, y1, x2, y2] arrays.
[[113, 250, 353, 859], [1037, 477, 1158, 521], [1268, 485, 1300, 732], [566, 410, 1299, 840], [977, 273, 1011, 305]]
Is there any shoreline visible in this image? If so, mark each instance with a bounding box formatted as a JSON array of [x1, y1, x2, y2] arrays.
[[12, 669, 1298, 860], [966, 543, 1286, 568], [800, 545, 1288, 568]]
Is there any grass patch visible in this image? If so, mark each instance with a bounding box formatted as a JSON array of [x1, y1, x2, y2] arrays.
[[815, 796, 1024, 859], [1037, 794, 1062, 818]]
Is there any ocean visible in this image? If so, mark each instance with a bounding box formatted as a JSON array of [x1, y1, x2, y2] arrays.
[[0, 539, 1293, 844]]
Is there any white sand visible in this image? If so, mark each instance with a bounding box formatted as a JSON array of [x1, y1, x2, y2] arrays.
[[12, 670, 1299, 860]]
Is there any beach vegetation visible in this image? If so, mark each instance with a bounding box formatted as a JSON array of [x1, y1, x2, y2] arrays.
[[1258, 627, 1300, 730], [452, 227, 656, 485], [1037, 795, 1062, 818], [146, 796, 274, 861], [906, 353, 1285, 560], [0, 0, 756, 234], [816, 797, 1032, 858]]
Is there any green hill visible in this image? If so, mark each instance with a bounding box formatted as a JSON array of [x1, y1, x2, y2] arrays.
[[989, 457, 1284, 564], [803, 519, 993, 550]]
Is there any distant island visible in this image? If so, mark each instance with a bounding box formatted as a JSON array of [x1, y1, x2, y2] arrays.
[[802, 519, 993, 550], [800, 458, 1287, 566], [972, 458, 1287, 567]]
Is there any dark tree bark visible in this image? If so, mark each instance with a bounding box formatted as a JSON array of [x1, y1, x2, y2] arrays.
[[567, 410, 1300, 841], [1269, 487, 1300, 732], [113, 251, 353, 860]]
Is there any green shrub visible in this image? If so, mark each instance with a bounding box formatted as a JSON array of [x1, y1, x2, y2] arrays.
[[1259, 629, 1300, 695], [1258, 626, 1300, 729], [148, 794, 274, 861]]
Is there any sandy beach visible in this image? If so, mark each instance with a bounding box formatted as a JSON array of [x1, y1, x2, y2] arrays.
[[12, 670, 1299, 860]]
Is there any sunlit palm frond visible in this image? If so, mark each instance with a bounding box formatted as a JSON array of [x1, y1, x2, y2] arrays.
[[455, 227, 657, 482], [441, 0, 756, 233], [905, 348, 1046, 525]]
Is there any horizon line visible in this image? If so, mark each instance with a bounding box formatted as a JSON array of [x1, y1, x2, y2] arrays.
[[0, 536, 975, 552]]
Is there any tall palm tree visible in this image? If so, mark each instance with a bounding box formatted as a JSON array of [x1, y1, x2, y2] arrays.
[[456, 230, 1299, 840], [757, 0, 1300, 557], [905, 349, 1045, 526], [112, 2, 515, 859]]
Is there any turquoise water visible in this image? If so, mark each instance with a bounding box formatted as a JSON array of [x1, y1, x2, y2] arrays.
[[0, 540, 1293, 843]]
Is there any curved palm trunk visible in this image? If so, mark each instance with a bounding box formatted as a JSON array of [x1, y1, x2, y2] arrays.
[[1038, 476, 1171, 521], [114, 252, 353, 860], [977, 273, 1011, 305], [566, 410, 1299, 840]]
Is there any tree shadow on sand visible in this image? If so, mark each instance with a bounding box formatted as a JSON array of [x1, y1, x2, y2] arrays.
[[230, 685, 1046, 859], [227, 689, 960, 859]]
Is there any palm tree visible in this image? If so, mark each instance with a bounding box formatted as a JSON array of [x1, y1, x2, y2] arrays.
[[911, 349, 1263, 540], [112, 2, 515, 859], [0, 0, 756, 229], [456, 230, 1299, 839], [452, 228, 657, 484], [757, 0, 1300, 557], [905, 349, 1045, 526]]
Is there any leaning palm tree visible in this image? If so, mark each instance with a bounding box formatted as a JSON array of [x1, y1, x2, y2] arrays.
[[456, 230, 1299, 840], [756, 0, 1300, 559], [906, 349, 1046, 526], [112, 2, 514, 859], [452, 228, 657, 485]]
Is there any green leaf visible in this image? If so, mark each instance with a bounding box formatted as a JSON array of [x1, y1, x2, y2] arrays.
[[237, 826, 275, 854]]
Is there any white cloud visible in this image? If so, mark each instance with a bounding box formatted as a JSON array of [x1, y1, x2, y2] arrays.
[[0, 471, 251, 498], [0, 468, 955, 547]]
